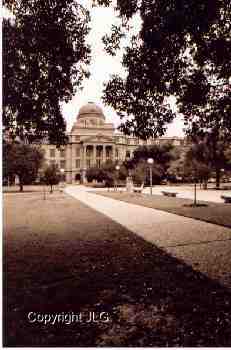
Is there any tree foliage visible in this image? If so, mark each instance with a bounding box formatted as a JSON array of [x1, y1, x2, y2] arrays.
[[184, 138, 231, 188], [43, 163, 61, 193], [86, 160, 128, 186], [128, 143, 176, 184], [183, 142, 212, 187], [3, 142, 44, 191], [3, 0, 90, 145], [97, 0, 230, 141]]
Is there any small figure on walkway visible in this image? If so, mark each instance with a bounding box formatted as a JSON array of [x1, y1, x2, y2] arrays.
[[126, 176, 133, 193]]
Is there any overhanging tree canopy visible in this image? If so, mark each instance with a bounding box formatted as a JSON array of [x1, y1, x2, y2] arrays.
[[3, 0, 91, 145], [97, 0, 230, 140]]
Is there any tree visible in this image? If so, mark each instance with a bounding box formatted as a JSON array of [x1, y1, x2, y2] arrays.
[[86, 160, 128, 186], [184, 144, 211, 189], [43, 164, 61, 193], [167, 148, 186, 183], [131, 160, 147, 185], [3, 142, 44, 191], [132, 143, 175, 182], [97, 0, 230, 145], [3, 0, 90, 145], [185, 135, 231, 188], [86, 167, 107, 183]]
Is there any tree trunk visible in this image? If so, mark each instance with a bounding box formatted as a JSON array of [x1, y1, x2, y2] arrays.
[[50, 184, 53, 193], [19, 182, 23, 192], [203, 180, 208, 190], [215, 168, 220, 189]]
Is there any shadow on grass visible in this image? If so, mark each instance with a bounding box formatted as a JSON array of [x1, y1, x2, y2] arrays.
[[4, 224, 231, 347], [183, 203, 209, 207], [3, 190, 43, 194]]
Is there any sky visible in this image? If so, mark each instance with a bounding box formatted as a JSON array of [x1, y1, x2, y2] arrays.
[[61, 1, 185, 136], [3, 1, 185, 136]]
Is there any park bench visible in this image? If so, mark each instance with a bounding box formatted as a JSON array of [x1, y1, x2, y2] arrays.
[[133, 183, 144, 194], [221, 195, 231, 203], [162, 191, 178, 198]]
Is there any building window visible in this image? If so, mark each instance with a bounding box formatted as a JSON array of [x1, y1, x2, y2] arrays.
[[60, 149, 65, 158], [96, 159, 101, 168], [115, 148, 119, 158], [50, 149, 55, 157], [60, 160, 66, 169], [75, 136, 80, 142], [76, 147, 80, 157], [50, 160, 56, 166], [76, 159, 80, 168]]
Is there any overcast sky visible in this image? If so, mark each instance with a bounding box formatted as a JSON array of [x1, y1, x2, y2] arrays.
[[3, 1, 185, 136], [61, 1, 185, 136]]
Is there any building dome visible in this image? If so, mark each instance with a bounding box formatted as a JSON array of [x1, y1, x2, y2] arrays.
[[77, 102, 105, 120]]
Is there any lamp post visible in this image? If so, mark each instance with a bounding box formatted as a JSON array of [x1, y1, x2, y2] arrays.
[[115, 165, 120, 191], [147, 158, 154, 195]]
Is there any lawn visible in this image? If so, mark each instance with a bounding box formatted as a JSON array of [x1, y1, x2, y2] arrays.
[[95, 191, 231, 228], [3, 188, 231, 346]]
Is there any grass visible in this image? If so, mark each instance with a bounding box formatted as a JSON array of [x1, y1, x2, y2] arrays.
[[3, 188, 231, 346], [95, 191, 231, 228], [3, 184, 60, 193]]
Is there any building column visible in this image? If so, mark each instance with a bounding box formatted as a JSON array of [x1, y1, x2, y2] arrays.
[[93, 145, 97, 167], [112, 146, 116, 162], [66, 144, 73, 184], [82, 144, 87, 169], [81, 144, 87, 183], [103, 145, 106, 164]]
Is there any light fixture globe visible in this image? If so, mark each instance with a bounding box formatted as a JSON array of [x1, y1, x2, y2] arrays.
[[147, 158, 154, 165]]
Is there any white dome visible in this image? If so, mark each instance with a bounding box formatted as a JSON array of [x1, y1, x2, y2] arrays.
[[77, 102, 105, 120]]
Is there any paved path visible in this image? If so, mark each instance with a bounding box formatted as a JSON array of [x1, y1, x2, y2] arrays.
[[65, 185, 231, 289]]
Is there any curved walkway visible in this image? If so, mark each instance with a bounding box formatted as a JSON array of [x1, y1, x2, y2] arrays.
[[65, 185, 231, 288]]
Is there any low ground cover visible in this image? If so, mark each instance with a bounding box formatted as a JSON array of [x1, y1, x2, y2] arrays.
[[3, 188, 231, 346], [96, 191, 231, 228]]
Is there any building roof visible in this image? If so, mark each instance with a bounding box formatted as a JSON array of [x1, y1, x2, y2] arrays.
[[77, 102, 105, 120]]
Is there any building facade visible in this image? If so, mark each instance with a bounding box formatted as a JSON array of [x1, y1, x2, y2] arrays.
[[42, 102, 186, 184]]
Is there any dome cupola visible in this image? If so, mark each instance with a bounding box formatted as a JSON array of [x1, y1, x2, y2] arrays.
[[77, 102, 105, 121]]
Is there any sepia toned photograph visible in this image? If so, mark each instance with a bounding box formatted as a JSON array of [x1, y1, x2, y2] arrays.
[[2, 0, 231, 347]]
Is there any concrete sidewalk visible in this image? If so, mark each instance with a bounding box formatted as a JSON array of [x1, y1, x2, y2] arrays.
[[65, 185, 231, 289]]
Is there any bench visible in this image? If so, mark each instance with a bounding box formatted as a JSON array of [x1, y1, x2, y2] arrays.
[[162, 191, 178, 197], [221, 195, 231, 203], [133, 183, 144, 194]]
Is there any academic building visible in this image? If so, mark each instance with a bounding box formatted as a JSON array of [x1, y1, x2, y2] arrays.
[[42, 102, 186, 184]]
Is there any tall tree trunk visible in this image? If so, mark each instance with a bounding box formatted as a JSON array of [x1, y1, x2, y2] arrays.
[[50, 184, 53, 193], [19, 182, 23, 192], [215, 168, 220, 189], [203, 180, 208, 190]]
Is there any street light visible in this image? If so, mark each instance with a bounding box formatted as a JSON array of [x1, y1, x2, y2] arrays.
[[115, 165, 120, 191], [147, 158, 154, 195]]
